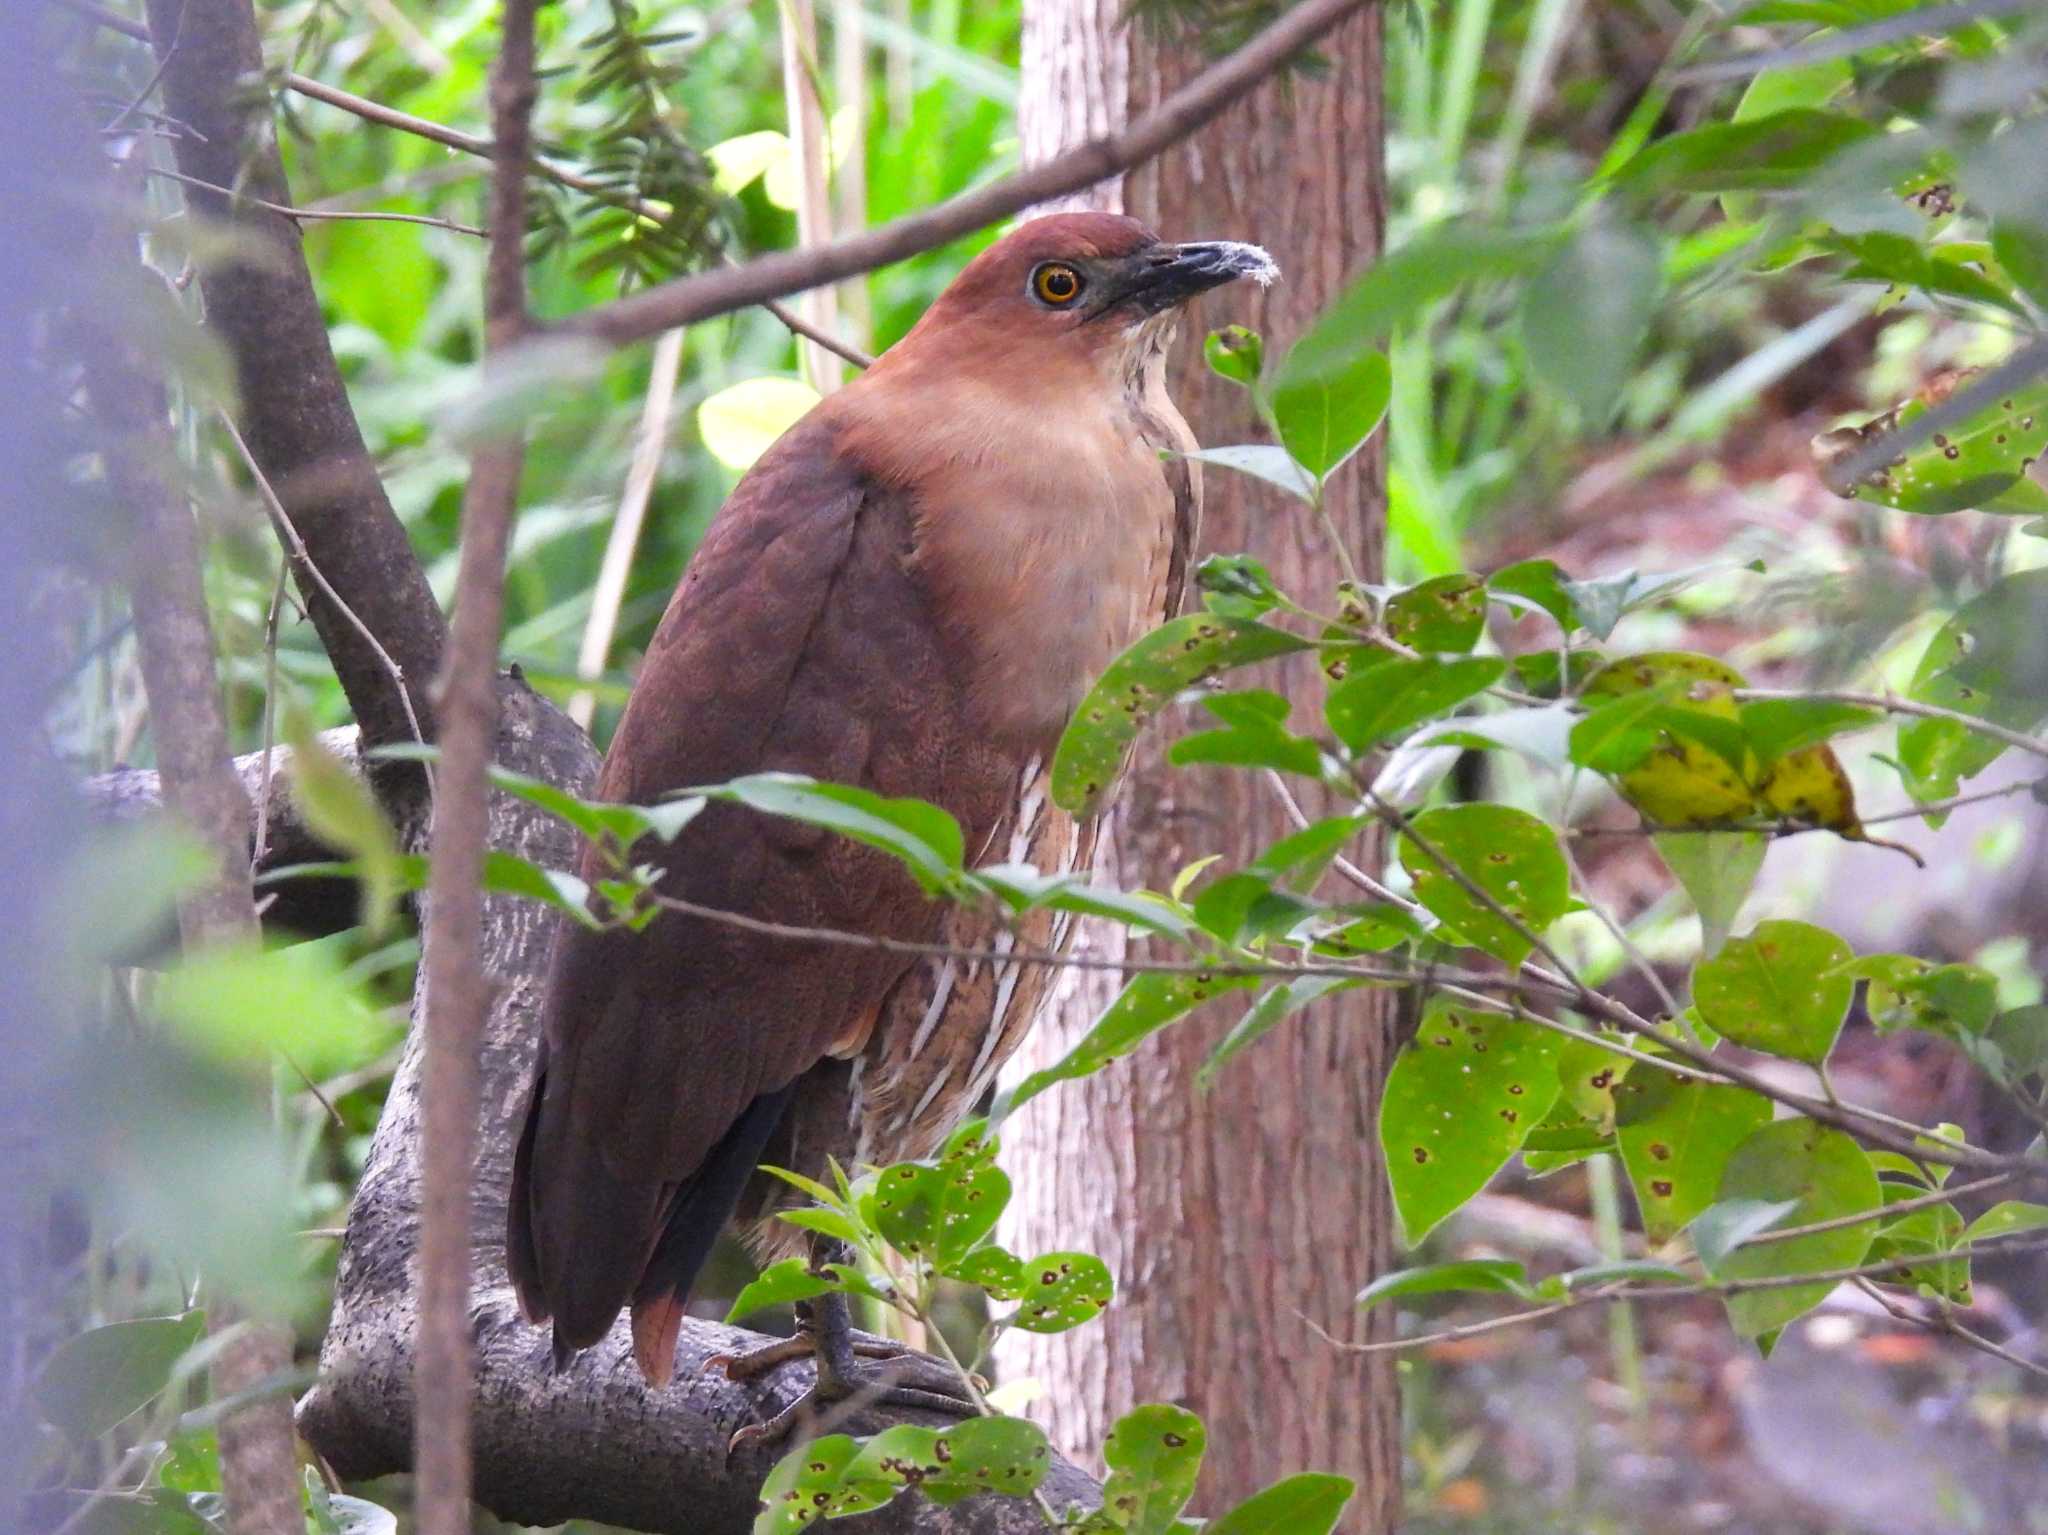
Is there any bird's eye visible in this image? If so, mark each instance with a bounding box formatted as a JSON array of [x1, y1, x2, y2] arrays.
[[1032, 262, 1084, 306]]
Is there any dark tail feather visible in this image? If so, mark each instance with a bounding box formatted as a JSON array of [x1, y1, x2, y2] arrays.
[[508, 1053, 669, 1365], [629, 1083, 796, 1386], [505, 1047, 550, 1327]]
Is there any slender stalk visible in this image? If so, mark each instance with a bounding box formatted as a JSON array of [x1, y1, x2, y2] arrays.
[[413, 3, 538, 1531]]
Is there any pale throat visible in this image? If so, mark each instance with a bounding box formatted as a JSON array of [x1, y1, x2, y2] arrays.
[[908, 332, 1192, 752]]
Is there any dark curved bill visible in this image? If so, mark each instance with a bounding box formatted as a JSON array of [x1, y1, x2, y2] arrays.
[[1099, 239, 1280, 316]]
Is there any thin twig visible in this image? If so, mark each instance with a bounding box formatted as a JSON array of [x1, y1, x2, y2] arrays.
[[145, 163, 486, 235], [413, 2, 539, 1531], [216, 411, 430, 764], [1740, 1172, 2017, 1251], [250, 556, 287, 871], [1852, 1277, 2048, 1384], [1561, 771, 1682, 1017], [1316, 1234, 2048, 1357]]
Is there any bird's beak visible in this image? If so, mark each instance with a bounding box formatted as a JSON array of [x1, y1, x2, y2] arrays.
[[1099, 240, 1280, 317]]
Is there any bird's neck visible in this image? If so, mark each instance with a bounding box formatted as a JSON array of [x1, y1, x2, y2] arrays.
[[837, 343, 1194, 754]]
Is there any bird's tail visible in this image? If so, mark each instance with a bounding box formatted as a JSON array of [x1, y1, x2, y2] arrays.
[[627, 1083, 795, 1385], [506, 1048, 796, 1386]]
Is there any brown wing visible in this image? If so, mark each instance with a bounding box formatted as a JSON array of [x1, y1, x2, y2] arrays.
[[509, 406, 1022, 1357]]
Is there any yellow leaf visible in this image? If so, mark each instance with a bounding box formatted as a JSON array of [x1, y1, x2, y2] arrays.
[[705, 129, 787, 197], [696, 376, 821, 470]]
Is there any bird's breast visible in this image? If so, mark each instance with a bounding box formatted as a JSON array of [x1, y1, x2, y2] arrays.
[[908, 401, 1186, 751]]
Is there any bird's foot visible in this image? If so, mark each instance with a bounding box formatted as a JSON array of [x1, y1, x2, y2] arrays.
[[709, 1300, 978, 1453]]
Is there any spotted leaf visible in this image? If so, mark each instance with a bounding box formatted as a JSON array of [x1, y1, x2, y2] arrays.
[[1614, 1075, 1772, 1242], [1381, 1004, 1562, 1245], [1398, 804, 1572, 967], [1693, 920, 1852, 1067], [1009, 1251, 1114, 1334], [1093, 1404, 1206, 1535], [1052, 616, 1314, 816]]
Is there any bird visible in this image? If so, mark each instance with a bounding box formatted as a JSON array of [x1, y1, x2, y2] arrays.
[[506, 211, 1276, 1437]]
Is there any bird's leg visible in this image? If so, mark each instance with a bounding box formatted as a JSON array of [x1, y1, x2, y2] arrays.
[[712, 1238, 979, 1451]]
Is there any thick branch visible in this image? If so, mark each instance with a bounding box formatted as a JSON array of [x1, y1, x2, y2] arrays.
[[141, 0, 446, 760], [561, 0, 1374, 348], [294, 683, 1092, 1534]]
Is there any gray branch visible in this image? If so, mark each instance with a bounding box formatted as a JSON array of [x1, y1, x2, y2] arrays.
[[183, 683, 1095, 1534]]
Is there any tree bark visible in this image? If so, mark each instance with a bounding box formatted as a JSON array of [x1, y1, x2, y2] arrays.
[[999, 8, 1401, 1526]]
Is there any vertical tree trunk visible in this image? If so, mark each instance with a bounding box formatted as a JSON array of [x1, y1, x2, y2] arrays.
[[1001, 8, 1400, 1527]]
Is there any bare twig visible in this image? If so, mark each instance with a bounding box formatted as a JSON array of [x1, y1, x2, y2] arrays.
[[414, 3, 539, 1530], [216, 412, 430, 762], [570, 326, 685, 730], [250, 557, 287, 870], [563, 0, 1374, 347], [1852, 1278, 2048, 1384], [145, 164, 486, 234], [1317, 1234, 2048, 1357]]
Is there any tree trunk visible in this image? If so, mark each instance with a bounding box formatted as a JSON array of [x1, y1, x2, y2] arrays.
[[1000, 8, 1401, 1527]]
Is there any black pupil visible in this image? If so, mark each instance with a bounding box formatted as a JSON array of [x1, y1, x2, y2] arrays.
[[1043, 268, 1075, 298]]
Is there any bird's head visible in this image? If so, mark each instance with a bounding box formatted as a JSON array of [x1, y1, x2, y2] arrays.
[[881, 212, 1277, 380]]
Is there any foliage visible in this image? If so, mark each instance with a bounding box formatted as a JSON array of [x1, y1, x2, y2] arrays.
[[34, 0, 2048, 1532]]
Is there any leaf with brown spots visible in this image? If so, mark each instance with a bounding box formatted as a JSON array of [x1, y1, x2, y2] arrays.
[[841, 1418, 1053, 1510], [1051, 615, 1313, 816], [1380, 1004, 1563, 1245], [1090, 1404, 1206, 1535], [1009, 1250, 1114, 1334], [1398, 804, 1573, 967], [1614, 1076, 1772, 1242]]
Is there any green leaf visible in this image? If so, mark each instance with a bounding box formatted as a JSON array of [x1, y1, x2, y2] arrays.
[[287, 721, 404, 936], [1653, 831, 1767, 956], [154, 941, 388, 1077], [1964, 1201, 2048, 1243], [870, 1156, 1011, 1267], [1399, 805, 1572, 966], [35, 1312, 206, 1441], [971, 865, 1191, 940], [1988, 1005, 2048, 1079], [1615, 109, 1877, 194], [995, 971, 1257, 1122], [841, 1418, 1052, 1509], [1709, 1119, 1879, 1339], [1009, 1251, 1115, 1333], [1170, 690, 1326, 777], [480, 850, 596, 925], [1898, 570, 2048, 802], [1096, 1405, 1205, 1535], [1992, 220, 2048, 311], [1263, 346, 1391, 480], [1175, 445, 1317, 501], [1201, 1473, 1354, 1535], [1382, 1005, 1563, 1244], [1615, 1077, 1773, 1242], [1739, 699, 1882, 764], [1383, 575, 1487, 653], [1693, 920, 1854, 1066], [1195, 553, 1281, 616], [1198, 975, 1359, 1088], [1280, 226, 1550, 363], [1825, 377, 2048, 519], [1520, 218, 1662, 424], [1562, 564, 1729, 641], [954, 1245, 1027, 1301], [1486, 559, 1580, 629], [1690, 1197, 1800, 1272], [724, 1258, 838, 1324], [1551, 1259, 1690, 1292], [1355, 1259, 1533, 1310], [1205, 325, 1264, 387], [753, 1435, 880, 1534], [695, 775, 963, 893], [1325, 655, 1505, 753], [1052, 616, 1315, 816], [1410, 704, 1576, 770]]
